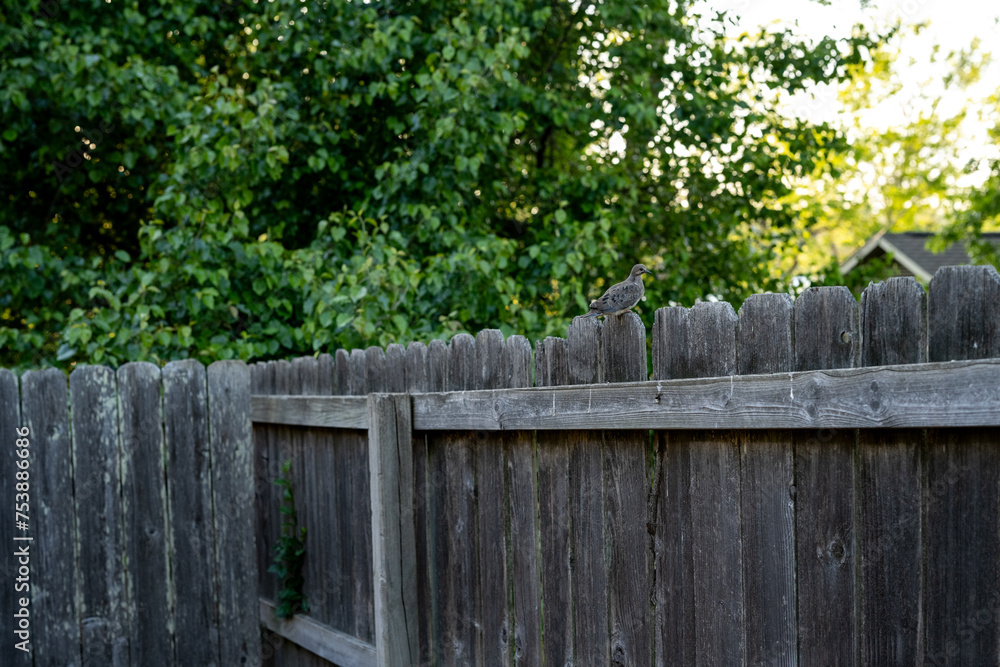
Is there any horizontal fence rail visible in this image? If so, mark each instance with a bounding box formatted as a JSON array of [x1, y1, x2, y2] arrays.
[[249, 267, 1000, 666], [251, 358, 1000, 431]]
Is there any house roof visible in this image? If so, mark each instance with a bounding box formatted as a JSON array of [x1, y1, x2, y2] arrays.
[[840, 231, 1000, 281]]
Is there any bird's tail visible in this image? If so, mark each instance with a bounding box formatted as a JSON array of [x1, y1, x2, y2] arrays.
[[579, 311, 600, 319]]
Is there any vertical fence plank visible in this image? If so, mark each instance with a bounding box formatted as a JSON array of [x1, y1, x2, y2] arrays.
[[406, 342, 434, 665], [438, 334, 481, 662], [475, 330, 512, 665], [736, 293, 797, 666], [70, 366, 128, 666], [600, 312, 651, 665], [118, 362, 173, 667], [0, 369, 27, 667], [651, 307, 695, 665], [369, 393, 418, 666], [857, 278, 925, 664], [793, 286, 859, 666], [290, 357, 319, 632], [162, 360, 219, 666], [566, 318, 609, 664], [501, 335, 539, 665], [928, 265, 1000, 362], [535, 337, 573, 666], [328, 350, 354, 632], [860, 277, 927, 366], [22, 369, 81, 666], [348, 349, 375, 642], [654, 303, 744, 665], [254, 363, 278, 604], [208, 361, 259, 665], [925, 265, 1000, 665], [385, 344, 408, 393]]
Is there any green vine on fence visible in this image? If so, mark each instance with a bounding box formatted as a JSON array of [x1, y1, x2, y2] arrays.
[[269, 459, 309, 618]]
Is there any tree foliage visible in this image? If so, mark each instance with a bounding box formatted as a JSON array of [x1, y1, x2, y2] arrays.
[[1, 0, 885, 369]]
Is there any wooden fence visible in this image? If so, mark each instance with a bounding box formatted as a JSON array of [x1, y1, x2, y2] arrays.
[[252, 266, 1000, 666], [0, 360, 258, 666]]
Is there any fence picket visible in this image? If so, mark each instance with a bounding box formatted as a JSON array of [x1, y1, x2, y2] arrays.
[[162, 360, 219, 665], [0, 369, 24, 667], [925, 265, 1000, 664], [207, 361, 258, 665], [793, 287, 859, 665], [117, 362, 172, 667], [736, 294, 797, 665], [474, 330, 512, 665]]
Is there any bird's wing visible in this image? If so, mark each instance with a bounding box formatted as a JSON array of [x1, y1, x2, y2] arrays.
[[591, 280, 643, 312]]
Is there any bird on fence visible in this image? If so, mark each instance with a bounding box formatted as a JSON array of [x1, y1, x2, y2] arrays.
[[580, 264, 654, 318]]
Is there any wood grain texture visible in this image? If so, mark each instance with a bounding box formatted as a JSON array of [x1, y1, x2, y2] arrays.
[[208, 361, 259, 666], [794, 286, 859, 666], [496, 335, 539, 665], [384, 344, 408, 393], [162, 360, 220, 666], [250, 395, 368, 429], [117, 362, 173, 667], [928, 265, 1000, 362], [254, 363, 278, 602], [794, 286, 860, 371], [535, 337, 573, 666], [0, 369, 28, 667], [474, 329, 512, 666], [405, 342, 433, 665], [737, 293, 793, 375], [260, 599, 376, 667], [926, 265, 1000, 665], [860, 277, 927, 366], [408, 359, 1000, 431], [347, 350, 375, 642], [70, 366, 128, 666], [601, 312, 651, 665], [368, 393, 418, 666], [566, 317, 609, 664], [857, 278, 925, 664], [21, 369, 81, 666], [653, 302, 744, 665], [737, 294, 797, 666]]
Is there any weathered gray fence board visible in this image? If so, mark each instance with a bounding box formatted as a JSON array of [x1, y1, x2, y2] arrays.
[[208, 361, 259, 666], [329, 350, 353, 633], [406, 359, 1000, 431], [288, 358, 315, 632], [858, 428, 923, 664], [255, 363, 279, 602], [405, 342, 434, 665], [601, 313, 651, 665], [22, 369, 81, 666], [70, 365, 129, 666], [162, 360, 220, 666], [655, 303, 745, 665], [535, 336, 573, 666], [260, 600, 376, 667], [347, 351, 374, 642], [565, 318, 610, 664], [793, 286, 859, 665], [500, 335, 541, 665], [926, 265, 1000, 664], [928, 265, 1000, 362], [368, 393, 418, 666], [736, 293, 794, 375], [858, 278, 925, 664], [250, 395, 368, 429], [736, 294, 797, 666], [0, 369, 27, 667], [435, 333, 482, 662], [117, 362, 172, 667], [474, 329, 512, 665], [860, 277, 927, 366]]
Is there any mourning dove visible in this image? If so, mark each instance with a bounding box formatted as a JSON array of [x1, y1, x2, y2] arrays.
[[580, 264, 654, 318]]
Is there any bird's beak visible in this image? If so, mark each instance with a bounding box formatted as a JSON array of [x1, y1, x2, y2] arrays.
[[643, 268, 654, 277]]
